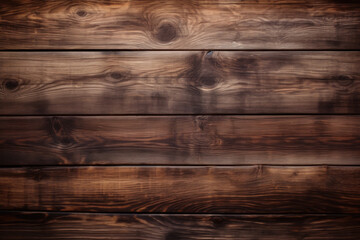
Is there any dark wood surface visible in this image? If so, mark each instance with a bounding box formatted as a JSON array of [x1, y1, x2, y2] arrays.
[[1, 51, 360, 114], [1, 0, 360, 50], [1, 166, 359, 213], [0, 211, 359, 240], [1, 0, 360, 238], [1, 116, 359, 166]]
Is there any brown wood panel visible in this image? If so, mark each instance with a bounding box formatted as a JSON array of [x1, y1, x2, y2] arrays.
[[0, 0, 359, 49], [1, 51, 360, 114], [0, 166, 359, 213], [0, 212, 359, 240], [1, 116, 360, 166]]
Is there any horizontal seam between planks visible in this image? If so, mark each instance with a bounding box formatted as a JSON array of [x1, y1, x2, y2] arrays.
[[0, 209, 360, 216], [1, 165, 360, 169], [1, 113, 360, 117], [1, 49, 360, 52]]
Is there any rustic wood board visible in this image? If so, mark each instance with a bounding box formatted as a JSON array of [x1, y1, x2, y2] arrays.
[[1, 0, 359, 49], [1, 166, 359, 213], [1, 0, 360, 239], [1, 115, 360, 166], [0, 211, 359, 240], [1, 51, 360, 114]]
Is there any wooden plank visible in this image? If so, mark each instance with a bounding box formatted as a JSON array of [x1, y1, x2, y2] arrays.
[[1, 115, 360, 166], [0, 0, 359, 49], [0, 212, 359, 240], [1, 52, 360, 114], [0, 166, 359, 213]]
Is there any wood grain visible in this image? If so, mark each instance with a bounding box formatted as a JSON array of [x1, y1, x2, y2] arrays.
[[1, 116, 360, 166], [1, 51, 360, 114], [0, 166, 359, 213], [0, 0, 359, 49], [2, 1, 359, 238], [0, 212, 359, 240]]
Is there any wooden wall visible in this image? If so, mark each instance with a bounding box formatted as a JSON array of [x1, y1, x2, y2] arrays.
[[0, 0, 360, 239]]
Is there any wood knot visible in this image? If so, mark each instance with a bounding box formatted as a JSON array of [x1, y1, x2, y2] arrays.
[[110, 72, 123, 80], [76, 9, 87, 17], [336, 75, 354, 87], [199, 75, 218, 89], [3, 79, 19, 91], [106, 71, 129, 83], [154, 23, 177, 43], [330, 75, 355, 93], [69, 4, 95, 20], [211, 216, 227, 228], [49, 117, 75, 148]]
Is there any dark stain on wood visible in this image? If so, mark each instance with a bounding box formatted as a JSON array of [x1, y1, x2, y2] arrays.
[[25, 168, 50, 182], [48, 117, 75, 149], [165, 230, 184, 240]]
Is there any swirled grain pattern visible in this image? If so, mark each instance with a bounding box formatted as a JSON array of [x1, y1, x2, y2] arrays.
[[0, 212, 359, 239], [0, 0, 359, 49], [1, 51, 360, 114]]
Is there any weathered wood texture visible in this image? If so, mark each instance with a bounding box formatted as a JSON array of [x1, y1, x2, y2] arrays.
[[0, 212, 359, 240], [1, 0, 360, 239], [1, 116, 360, 166], [1, 51, 360, 114], [0, 166, 359, 213], [1, 0, 360, 49]]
